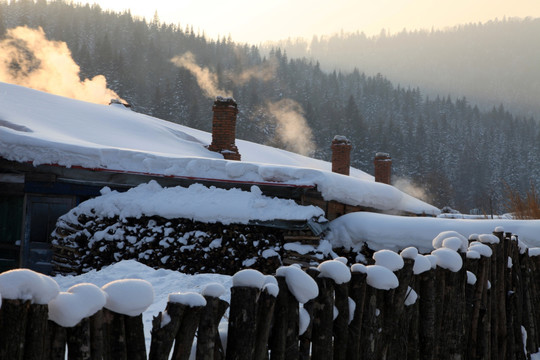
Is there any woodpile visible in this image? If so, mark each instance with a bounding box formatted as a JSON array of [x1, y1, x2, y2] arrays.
[[51, 214, 330, 275]]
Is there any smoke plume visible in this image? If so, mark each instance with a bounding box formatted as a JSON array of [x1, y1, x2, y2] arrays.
[[266, 99, 316, 156], [0, 26, 122, 105], [394, 177, 431, 203], [171, 52, 232, 98], [172, 52, 316, 156], [231, 59, 278, 85]]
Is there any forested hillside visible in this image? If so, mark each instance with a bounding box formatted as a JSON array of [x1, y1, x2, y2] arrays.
[[1, 0, 539, 213], [265, 18, 540, 121]]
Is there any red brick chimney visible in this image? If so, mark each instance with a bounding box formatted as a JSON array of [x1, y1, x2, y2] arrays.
[[331, 135, 351, 176], [208, 96, 241, 161], [374, 152, 392, 184]]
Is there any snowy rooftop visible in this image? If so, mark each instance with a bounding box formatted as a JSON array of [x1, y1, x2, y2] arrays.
[[0, 82, 439, 215]]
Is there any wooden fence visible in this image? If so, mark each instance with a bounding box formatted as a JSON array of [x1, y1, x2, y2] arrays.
[[1, 230, 540, 359]]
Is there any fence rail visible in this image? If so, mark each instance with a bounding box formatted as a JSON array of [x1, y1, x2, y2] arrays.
[[1, 230, 540, 359]]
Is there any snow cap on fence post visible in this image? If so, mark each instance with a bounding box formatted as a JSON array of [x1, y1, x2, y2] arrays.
[[232, 269, 266, 288], [101, 279, 154, 316], [276, 265, 318, 303], [432, 231, 468, 252], [431, 248, 463, 272], [363, 265, 399, 290], [373, 249, 404, 271], [317, 260, 351, 284], [48, 283, 107, 327], [0, 268, 59, 304]]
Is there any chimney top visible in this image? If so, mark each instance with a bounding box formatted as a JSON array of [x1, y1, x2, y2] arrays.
[[374, 152, 392, 184], [214, 96, 237, 109], [331, 135, 352, 176], [332, 135, 351, 145], [375, 152, 390, 159]]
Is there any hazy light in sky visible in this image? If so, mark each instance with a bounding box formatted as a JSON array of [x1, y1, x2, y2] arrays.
[[85, 0, 540, 43]]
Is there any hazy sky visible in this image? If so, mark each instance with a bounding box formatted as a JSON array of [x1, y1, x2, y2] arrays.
[[85, 0, 540, 43]]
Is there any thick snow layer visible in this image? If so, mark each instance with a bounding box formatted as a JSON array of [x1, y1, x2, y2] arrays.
[[351, 264, 367, 273], [326, 212, 540, 253], [48, 283, 106, 327], [400, 247, 418, 259], [466, 250, 481, 259], [0, 82, 438, 215], [62, 181, 324, 225], [0, 268, 59, 304], [277, 265, 319, 303], [478, 234, 500, 244], [364, 265, 399, 290], [168, 292, 207, 307], [232, 269, 266, 288], [529, 248, 540, 257], [201, 283, 226, 298], [431, 248, 463, 272], [468, 242, 493, 257], [317, 260, 351, 284], [373, 250, 404, 271], [102, 279, 154, 316], [413, 255, 432, 275], [432, 231, 468, 252]]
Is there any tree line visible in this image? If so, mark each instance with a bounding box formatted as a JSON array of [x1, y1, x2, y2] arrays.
[[1, 0, 539, 213]]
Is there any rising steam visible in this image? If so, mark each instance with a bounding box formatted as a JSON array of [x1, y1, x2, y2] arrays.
[[266, 99, 316, 156], [0, 26, 123, 105], [230, 59, 278, 85], [394, 177, 431, 203], [172, 52, 316, 156], [171, 52, 232, 98]]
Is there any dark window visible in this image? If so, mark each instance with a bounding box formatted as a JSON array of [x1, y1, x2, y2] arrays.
[[23, 196, 74, 273], [0, 196, 23, 271]]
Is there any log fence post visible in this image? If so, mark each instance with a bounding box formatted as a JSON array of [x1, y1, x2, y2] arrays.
[[172, 303, 205, 360], [149, 301, 185, 360], [196, 295, 229, 360], [346, 270, 367, 360], [0, 299, 30, 360], [226, 286, 260, 360], [310, 276, 334, 360]]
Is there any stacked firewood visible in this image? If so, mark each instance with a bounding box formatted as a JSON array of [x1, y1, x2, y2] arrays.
[[51, 214, 330, 275]]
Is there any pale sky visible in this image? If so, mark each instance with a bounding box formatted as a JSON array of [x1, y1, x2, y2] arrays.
[[85, 0, 540, 44]]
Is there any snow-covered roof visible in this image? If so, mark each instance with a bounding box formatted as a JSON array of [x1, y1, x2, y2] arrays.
[[0, 82, 439, 215]]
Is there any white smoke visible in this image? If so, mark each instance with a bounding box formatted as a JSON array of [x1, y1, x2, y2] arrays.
[[394, 177, 431, 203], [0, 26, 123, 105], [172, 52, 316, 156], [266, 99, 316, 156], [171, 52, 232, 98]]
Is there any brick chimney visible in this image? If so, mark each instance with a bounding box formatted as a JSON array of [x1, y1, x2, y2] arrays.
[[331, 135, 351, 176], [208, 96, 241, 161], [374, 152, 392, 184]]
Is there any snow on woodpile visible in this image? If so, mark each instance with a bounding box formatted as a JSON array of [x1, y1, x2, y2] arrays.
[[0, 82, 439, 215], [60, 181, 325, 225], [51, 182, 332, 275], [325, 212, 540, 253]]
